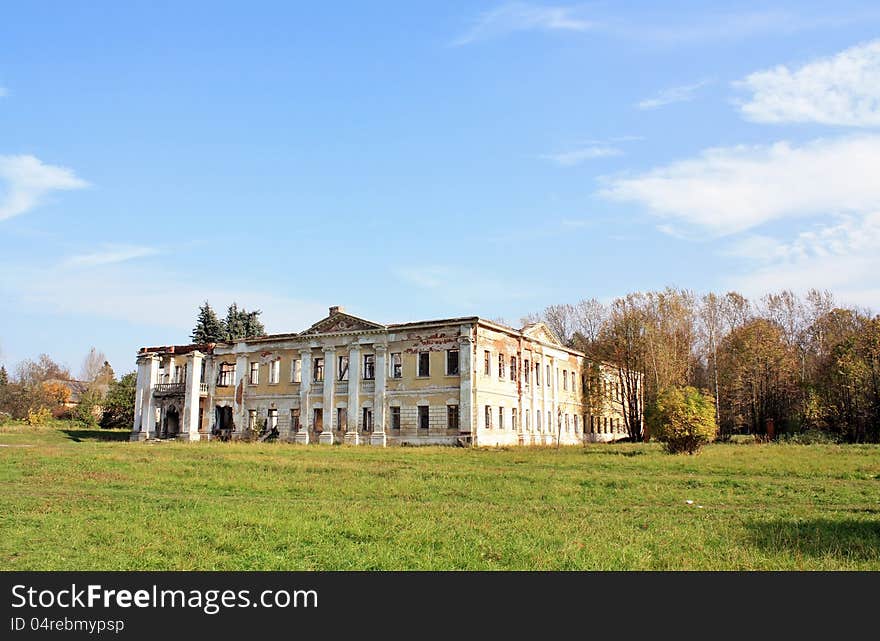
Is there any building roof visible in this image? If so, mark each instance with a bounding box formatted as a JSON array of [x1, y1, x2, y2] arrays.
[[138, 306, 584, 358]]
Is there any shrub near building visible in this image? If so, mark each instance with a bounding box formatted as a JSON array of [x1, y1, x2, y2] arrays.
[[647, 386, 717, 454]]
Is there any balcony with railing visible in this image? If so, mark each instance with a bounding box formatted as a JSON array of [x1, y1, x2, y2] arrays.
[[153, 382, 185, 396]]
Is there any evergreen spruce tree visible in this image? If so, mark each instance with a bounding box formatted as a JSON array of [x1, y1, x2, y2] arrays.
[[0, 365, 7, 386], [192, 301, 224, 343], [222, 303, 245, 341], [242, 309, 266, 338], [221, 303, 266, 340]]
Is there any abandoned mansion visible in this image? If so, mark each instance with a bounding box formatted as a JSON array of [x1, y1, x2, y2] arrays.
[[131, 306, 639, 447]]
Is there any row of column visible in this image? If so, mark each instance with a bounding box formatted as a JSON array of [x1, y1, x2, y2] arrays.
[[294, 342, 388, 446], [132, 350, 203, 441]]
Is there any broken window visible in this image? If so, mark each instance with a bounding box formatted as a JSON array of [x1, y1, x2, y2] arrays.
[[417, 352, 430, 377], [314, 358, 324, 382], [390, 406, 401, 430], [338, 356, 349, 381], [562, 370, 568, 391], [537, 410, 542, 432], [509, 356, 516, 382], [546, 364, 551, 387], [291, 408, 300, 432], [484, 350, 491, 376], [363, 354, 375, 380], [391, 352, 402, 378], [535, 362, 540, 386], [498, 354, 504, 378], [498, 407, 504, 430], [418, 405, 429, 429], [363, 407, 373, 432], [525, 409, 530, 431], [447, 405, 459, 430], [249, 362, 259, 385], [217, 362, 235, 387], [446, 349, 459, 375], [484, 405, 492, 429], [524, 359, 530, 385], [268, 408, 278, 430], [269, 360, 280, 385], [337, 407, 347, 431], [290, 359, 301, 383], [511, 408, 517, 431], [248, 409, 257, 431]]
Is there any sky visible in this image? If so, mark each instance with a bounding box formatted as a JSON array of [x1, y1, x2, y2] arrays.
[[2, 1, 880, 376]]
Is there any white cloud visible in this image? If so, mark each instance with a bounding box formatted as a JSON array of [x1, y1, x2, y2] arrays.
[[637, 79, 711, 110], [0, 87, 7, 98], [600, 135, 880, 235], [539, 145, 622, 166], [736, 39, 880, 127], [394, 265, 531, 307], [0, 155, 88, 221], [729, 214, 880, 311], [0, 259, 328, 335], [64, 244, 160, 267], [452, 2, 594, 46]]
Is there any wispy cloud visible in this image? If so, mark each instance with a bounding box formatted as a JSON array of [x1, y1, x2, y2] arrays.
[[0, 87, 7, 98], [728, 214, 880, 311], [64, 244, 161, 268], [452, 2, 594, 46], [736, 39, 880, 127], [394, 265, 531, 307], [539, 145, 622, 167], [0, 155, 88, 222], [600, 135, 880, 236], [637, 79, 711, 110], [0, 259, 329, 334]]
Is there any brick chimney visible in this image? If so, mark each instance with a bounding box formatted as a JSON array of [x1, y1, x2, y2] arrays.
[[329, 305, 345, 315]]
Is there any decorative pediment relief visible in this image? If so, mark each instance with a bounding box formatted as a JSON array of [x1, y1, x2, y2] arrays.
[[521, 322, 563, 347], [302, 313, 385, 336]]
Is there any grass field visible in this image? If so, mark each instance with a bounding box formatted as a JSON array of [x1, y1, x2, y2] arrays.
[[1, 423, 879, 570]]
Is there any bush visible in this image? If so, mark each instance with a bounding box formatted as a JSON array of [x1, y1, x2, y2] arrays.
[[647, 386, 718, 454], [25, 407, 52, 426]]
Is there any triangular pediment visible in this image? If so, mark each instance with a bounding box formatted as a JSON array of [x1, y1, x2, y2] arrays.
[[521, 322, 563, 347], [301, 312, 385, 335]]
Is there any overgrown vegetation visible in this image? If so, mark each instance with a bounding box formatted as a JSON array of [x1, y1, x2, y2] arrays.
[[524, 288, 880, 443], [1, 425, 877, 570], [646, 386, 717, 454]]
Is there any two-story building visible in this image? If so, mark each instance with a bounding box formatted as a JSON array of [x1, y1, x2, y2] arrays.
[[131, 306, 637, 446]]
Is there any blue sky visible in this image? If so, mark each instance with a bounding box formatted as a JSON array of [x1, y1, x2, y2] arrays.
[[2, 1, 880, 376]]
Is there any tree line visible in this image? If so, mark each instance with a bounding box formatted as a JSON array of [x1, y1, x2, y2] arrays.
[[0, 348, 136, 429], [522, 288, 880, 443]]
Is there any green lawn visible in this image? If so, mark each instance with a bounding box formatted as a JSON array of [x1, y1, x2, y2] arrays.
[[1, 423, 879, 570]]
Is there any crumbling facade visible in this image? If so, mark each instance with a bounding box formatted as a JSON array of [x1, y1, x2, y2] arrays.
[[131, 306, 638, 446]]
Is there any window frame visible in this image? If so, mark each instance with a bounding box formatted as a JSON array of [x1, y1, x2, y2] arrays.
[[417, 405, 429, 430], [447, 404, 459, 430], [446, 349, 460, 376], [417, 351, 430, 377], [363, 353, 376, 380], [248, 362, 260, 386]]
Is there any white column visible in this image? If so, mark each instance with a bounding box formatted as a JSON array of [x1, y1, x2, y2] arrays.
[[182, 351, 203, 441], [529, 352, 537, 444], [132, 354, 159, 440], [344, 343, 361, 445], [552, 357, 559, 444], [371, 344, 387, 446], [320, 346, 336, 444], [295, 349, 312, 444], [458, 333, 473, 437], [233, 351, 248, 438]]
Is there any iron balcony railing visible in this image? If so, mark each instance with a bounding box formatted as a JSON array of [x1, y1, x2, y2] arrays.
[[153, 382, 185, 396]]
